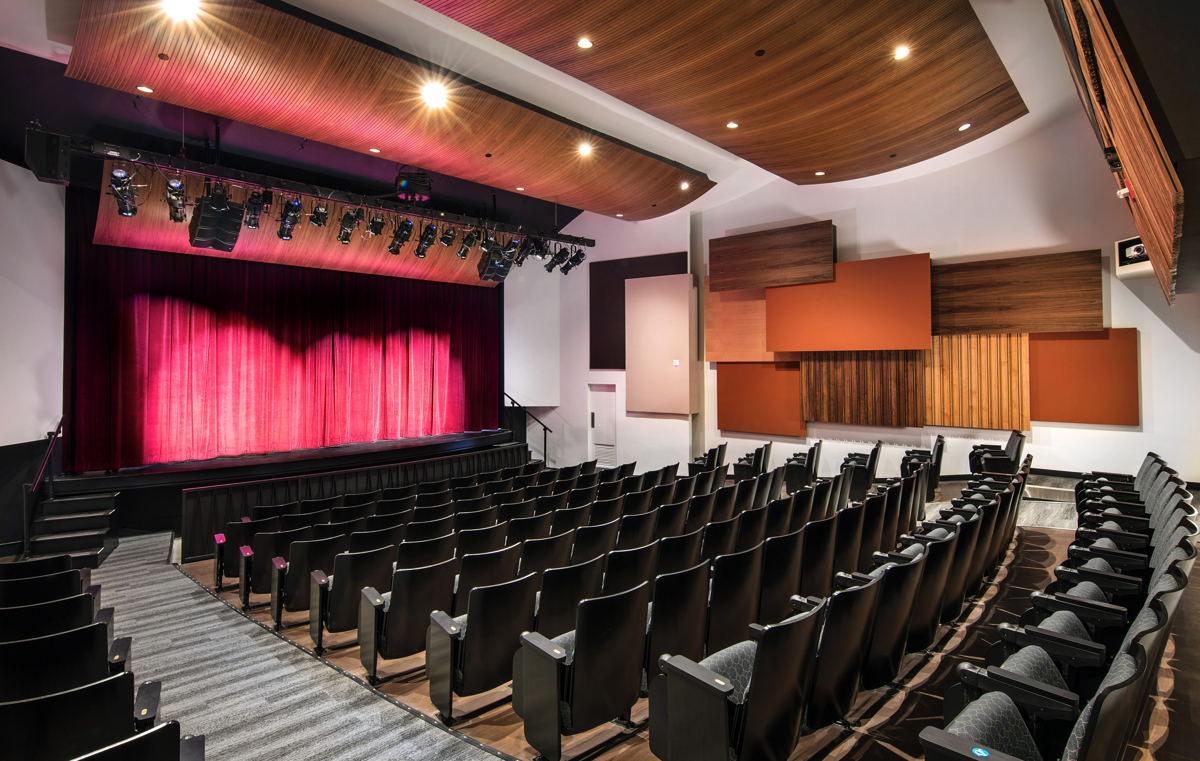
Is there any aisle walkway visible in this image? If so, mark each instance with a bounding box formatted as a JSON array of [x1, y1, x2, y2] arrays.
[[92, 533, 498, 761]]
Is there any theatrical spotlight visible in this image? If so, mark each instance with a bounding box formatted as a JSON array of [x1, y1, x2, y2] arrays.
[[337, 207, 364, 244], [367, 213, 386, 237], [414, 222, 437, 258], [388, 218, 413, 254], [456, 228, 480, 259], [560, 247, 587, 275], [439, 226, 457, 247], [514, 237, 543, 267], [245, 190, 270, 229], [164, 175, 187, 223], [501, 237, 521, 262], [109, 167, 137, 217], [277, 198, 302, 240], [544, 245, 570, 273], [310, 201, 329, 227]]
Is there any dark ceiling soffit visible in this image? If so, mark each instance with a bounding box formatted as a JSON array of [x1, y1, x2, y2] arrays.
[[38, 127, 597, 247], [258, 0, 713, 184]]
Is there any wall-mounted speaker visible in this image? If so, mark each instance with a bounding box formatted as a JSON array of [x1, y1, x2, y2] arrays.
[[1114, 235, 1154, 280], [24, 127, 70, 185], [189, 197, 244, 252]]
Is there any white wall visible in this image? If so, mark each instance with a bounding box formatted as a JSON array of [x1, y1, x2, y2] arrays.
[[0, 159, 64, 446], [503, 258, 560, 406]]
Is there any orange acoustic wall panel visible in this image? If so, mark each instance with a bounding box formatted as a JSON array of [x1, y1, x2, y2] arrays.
[[764, 253, 931, 351], [716, 363, 807, 437], [1029, 329, 1140, 426]]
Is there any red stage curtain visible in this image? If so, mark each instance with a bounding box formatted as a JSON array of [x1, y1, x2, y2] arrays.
[[66, 190, 499, 472]]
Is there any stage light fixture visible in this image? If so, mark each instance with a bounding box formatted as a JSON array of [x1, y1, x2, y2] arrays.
[[560, 247, 587, 275], [309, 202, 328, 227], [421, 81, 449, 108], [277, 198, 302, 240], [514, 236, 543, 267], [164, 176, 187, 223], [544, 245, 570, 273], [439, 226, 457, 247], [501, 237, 521, 262], [367, 213, 386, 237], [337, 207, 363, 244], [415, 222, 437, 258], [388, 218, 414, 254], [161, 0, 200, 22], [109, 167, 137, 217], [244, 191, 267, 229], [456, 228, 480, 259]]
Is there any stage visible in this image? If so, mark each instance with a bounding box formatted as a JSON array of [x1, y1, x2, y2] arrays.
[[51, 430, 524, 544]]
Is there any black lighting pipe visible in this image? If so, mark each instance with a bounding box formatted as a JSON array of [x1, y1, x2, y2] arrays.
[[42, 128, 596, 248]]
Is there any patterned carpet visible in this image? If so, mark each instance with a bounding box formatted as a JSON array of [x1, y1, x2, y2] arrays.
[[92, 533, 499, 761]]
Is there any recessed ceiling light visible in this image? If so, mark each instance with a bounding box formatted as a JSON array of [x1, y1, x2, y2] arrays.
[[515, 186, 525, 191], [958, 122, 972, 131], [577, 142, 593, 157], [368, 147, 381, 153], [893, 45, 911, 60], [577, 37, 593, 49], [136, 85, 154, 93], [726, 121, 739, 129], [680, 181, 690, 190], [814, 171, 826, 176], [160, 0, 200, 22], [616, 213, 624, 217], [420, 81, 449, 108]]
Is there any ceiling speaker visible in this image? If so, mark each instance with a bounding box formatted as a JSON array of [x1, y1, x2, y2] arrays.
[[24, 127, 70, 185]]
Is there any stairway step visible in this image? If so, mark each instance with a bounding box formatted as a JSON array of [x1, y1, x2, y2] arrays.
[[33, 509, 115, 533], [41, 492, 120, 515], [24, 543, 114, 569], [29, 529, 109, 555], [1024, 484, 1075, 502]]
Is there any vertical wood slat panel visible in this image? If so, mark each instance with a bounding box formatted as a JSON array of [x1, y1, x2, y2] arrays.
[[923, 333, 1030, 430], [799, 350, 926, 428]]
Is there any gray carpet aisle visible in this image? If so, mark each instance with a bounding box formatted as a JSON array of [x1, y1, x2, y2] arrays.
[[92, 533, 498, 761]]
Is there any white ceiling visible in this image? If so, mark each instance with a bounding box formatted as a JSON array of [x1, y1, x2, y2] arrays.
[[2, 0, 1084, 214]]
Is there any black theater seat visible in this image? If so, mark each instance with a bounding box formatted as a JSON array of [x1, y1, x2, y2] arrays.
[[645, 560, 710, 691], [0, 623, 131, 701], [758, 528, 805, 623], [310, 543, 396, 652], [506, 511, 554, 544], [0, 568, 94, 607], [348, 522, 405, 553], [457, 523, 508, 556], [518, 530, 575, 577], [798, 514, 837, 599], [622, 487, 653, 515], [249, 501, 300, 520], [517, 581, 651, 761], [656, 527, 703, 575], [860, 550, 927, 689], [270, 533, 349, 629], [342, 489, 382, 508], [404, 514, 455, 541], [803, 570, 884, 731], [650, 596, 825, 761], [427, 572, 538, 723], [603, 540, 659, 595], [616, 507, 659, 549], [73, 719, 205, 761], [452, 544, 522, 615], [453, 505, 499, 532], [0, 592, 109, 642], [395, 532, 456, 570], [0, 554, 73, 580], [213, 516, 279, 589], [706, 543, 764, 654], [550, 504, 591, 535], [359, 558, 456, 684], [238, 525, 313, 609], [534, 556, 605, 638]]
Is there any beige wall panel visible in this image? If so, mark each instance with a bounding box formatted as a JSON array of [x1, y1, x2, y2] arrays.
[[626, 274, 696, 414]]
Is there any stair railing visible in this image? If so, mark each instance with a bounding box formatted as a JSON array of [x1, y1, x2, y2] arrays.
[[503, 393, 552, 466], [22, 419, 63, 558]]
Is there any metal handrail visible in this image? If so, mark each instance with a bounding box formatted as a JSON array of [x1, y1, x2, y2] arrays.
[[23, 419, 63, 558], [503, 393, 552, 464]]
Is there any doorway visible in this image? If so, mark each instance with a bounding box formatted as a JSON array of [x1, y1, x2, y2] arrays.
[[588, 384, 617, 467]]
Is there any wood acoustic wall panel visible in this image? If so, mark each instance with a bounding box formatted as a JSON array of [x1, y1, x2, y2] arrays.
[[625, 275, 696, 415], [93, 163, 494, 287], [66, 0, 713, 222], [923, 334, 1030, 430], [716, 363, 806, 437], [1059, 0, 1182, 300], [765, 253, 931, 352], [708, 221, 835, 292], [798, 351, 926, 428], [931, 250, 1103, 334], [1029, 328, 1140, 426], [704, 280, 803, 363], [418, 0, 1026, 184]]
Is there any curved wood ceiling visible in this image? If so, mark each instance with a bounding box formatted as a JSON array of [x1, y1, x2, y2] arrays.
[[64, 0, 713, 221], [418, 0, 1028, 183]]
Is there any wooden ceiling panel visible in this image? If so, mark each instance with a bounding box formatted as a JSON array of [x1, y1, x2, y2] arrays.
[[418, 0, 1027, 183], [65, 0, 713, 221], [708, 221, 835, 292], [94, 162, 496, 286]]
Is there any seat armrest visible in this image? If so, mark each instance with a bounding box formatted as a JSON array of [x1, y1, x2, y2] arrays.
[[309, 570, 331, 651], [1020, 625, 1106, 668], [1029, 591, 1127, 628], [179, 734, 206, 761], [833, 571, 872, 590], [133, 680, 162, 730], [1087, 471, 1134, 481], [95, 607, 115, 648], [972, 444, 1003, 451], [957, 664, 1079, 722], [213, 534, 226, 588], [430, 610, 465, 640], [1068, 543, 1149, 571], [659, 654, 735, 698], [238, 545, 254, 609], [108, 636, 132, 674], [521, 630, 570, 664], [86, 584, 103, 614], [789, 595, 823, 614], [919, 727, 1026, 761], [1054, 564, 1143, 593], [270, 556, 287, 629], [359, 586, 385, 681], [873, 550, 914, 565], [1078, 497, 1145, 513], [1079, 512, 1151, 531], [905, 449, 932, 457]]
